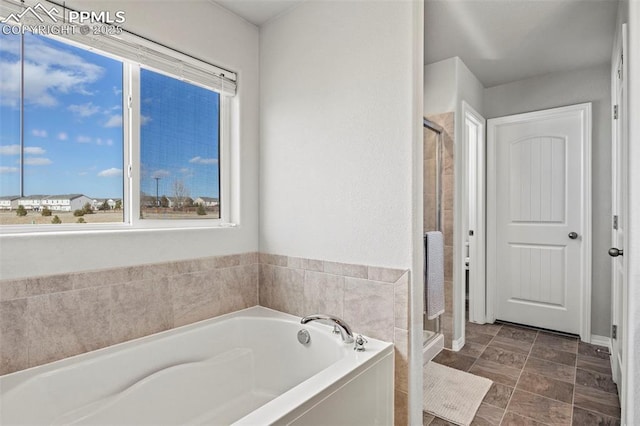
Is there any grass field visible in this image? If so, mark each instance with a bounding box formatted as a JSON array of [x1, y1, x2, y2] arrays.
[[0, 207, 221, 225], [0, 210, 123, 225]]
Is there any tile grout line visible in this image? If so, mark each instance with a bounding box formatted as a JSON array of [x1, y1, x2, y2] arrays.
[[430, 323, 500, 423], [466, 323, 616, 425], [470, 324, 515, 420], [573, 347, 622, 420], [498, 329, 537, 426], [452, 323, 498, 423], [507, 389, 570, 425], [503, 334, 579, 425], [570, 340, 579, 426], [465, 334, 493, 372]]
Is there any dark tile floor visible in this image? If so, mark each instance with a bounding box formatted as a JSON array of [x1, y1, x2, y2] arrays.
[[423, 321, 621, 425]]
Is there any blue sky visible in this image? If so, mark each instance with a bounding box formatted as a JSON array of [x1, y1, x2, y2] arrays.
[[0, 26, 220, 200]]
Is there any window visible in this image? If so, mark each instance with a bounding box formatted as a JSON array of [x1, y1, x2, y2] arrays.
[[140, 69, 221, 220], [0, 3, 235, 232], [0, 26, 125, 225]]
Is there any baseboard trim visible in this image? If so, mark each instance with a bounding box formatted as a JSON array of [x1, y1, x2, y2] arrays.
[[590, 334, 612, 352], [451, 335, 465, 352]]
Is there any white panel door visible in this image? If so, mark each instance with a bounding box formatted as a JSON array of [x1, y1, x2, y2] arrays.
[[488, 104, 591, 335], [610, 24, 627, 395]]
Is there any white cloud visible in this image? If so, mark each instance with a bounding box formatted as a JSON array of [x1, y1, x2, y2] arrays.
[[0, 167, 19, 174], [113, 86, 122, 96], [141, 115, 152, 126], [0, 145, 21, 155], [189, 156, 218, 165], [68, 102, 100, 117], [58, 132, 68, 141], [32, 129, 47, 137], [179, 167, 194, 178], [0, 36, 104, 107], [104, 114, 122, 128], [98, 168, 122, 177], [25, 146, 46, 155], [151, 169, 171, 179], [106, 139, 113, 146], [23, 157, 52, 166], [78, 171, 88, 176], [77, 135, 92, 144], [0, 145, 46, 155]]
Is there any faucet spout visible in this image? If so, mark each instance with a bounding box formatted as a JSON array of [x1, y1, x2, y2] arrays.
[[301, 314, 355, 344]]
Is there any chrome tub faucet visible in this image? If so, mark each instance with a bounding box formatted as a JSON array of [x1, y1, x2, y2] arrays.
[[301, 314, 355, 344]]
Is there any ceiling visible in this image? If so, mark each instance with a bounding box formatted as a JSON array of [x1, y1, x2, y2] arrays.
[[424, 0, 619, 88], [211, 0, 619, 88], [211, 0, 302, 26]]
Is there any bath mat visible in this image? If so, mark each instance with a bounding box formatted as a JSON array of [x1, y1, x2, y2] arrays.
[[423, 362, 492, 426]]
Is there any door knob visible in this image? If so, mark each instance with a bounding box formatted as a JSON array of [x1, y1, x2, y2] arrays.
[[568, 232, 579, 239], [609, 248, 623, 257]]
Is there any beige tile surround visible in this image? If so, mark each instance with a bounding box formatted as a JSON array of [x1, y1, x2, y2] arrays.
[[258, 253, 410, 425], [424, 112, 455, 349], [0, 252, 411, 425], [0, 253, 259, 375]]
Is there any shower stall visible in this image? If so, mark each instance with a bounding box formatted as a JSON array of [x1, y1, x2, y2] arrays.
[[423, 117, 444, 348]]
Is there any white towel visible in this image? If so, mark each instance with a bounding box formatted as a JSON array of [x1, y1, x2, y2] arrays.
[[425, 231, 445, 319]]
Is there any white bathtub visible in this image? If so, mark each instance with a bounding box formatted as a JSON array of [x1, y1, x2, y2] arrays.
[[0, 306, 394, 425]]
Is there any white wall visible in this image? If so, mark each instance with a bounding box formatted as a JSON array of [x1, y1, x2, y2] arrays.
[[259, 1, 417, 270], [0, 0, 260, 279], [423, 56, 483, 116], [456, 58, 484, 116], [260, 3, 424, 423], [483, 64, 612, 337], [424, 58, 457, 115]]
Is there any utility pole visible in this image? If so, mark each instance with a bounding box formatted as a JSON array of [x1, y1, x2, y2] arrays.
[[154, 177, 160, 207]]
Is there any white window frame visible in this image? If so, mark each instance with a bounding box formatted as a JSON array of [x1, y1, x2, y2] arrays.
[[128, 65, 232, 230], [0, 8, 236, 235]]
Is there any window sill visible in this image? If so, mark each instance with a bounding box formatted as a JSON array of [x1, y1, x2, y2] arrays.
[[0, 222, 238, 237]]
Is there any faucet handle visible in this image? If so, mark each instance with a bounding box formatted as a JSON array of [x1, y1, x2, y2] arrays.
[[354, 334, 368, 352]]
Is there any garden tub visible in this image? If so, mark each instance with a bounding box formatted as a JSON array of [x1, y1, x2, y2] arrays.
[[0, 306, 394, 425]]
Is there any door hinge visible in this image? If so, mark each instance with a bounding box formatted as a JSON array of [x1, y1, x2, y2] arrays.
[[613, 105, 618, 120], [612, 324, 617, 339], [613, 215, 619, 230]]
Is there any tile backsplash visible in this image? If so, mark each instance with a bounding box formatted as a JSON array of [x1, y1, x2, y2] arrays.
[[0, 253, 258, 375]]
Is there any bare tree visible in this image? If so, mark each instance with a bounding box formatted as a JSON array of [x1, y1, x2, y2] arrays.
[[171, 179, 190, 210]]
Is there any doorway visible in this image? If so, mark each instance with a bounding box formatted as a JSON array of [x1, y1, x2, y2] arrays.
[[462, 102, 486, 325], [486, 103, 592, 338]]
